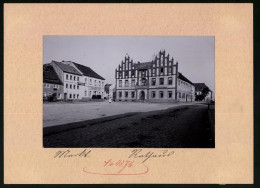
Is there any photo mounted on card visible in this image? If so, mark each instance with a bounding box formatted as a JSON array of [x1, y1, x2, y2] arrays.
[[4, 3, 253, 184]]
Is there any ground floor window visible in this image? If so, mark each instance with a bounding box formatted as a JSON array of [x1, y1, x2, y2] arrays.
[[160, 91, 164, 98], [77, 94, 79, 99], [168, 91, 172, 98], [69, 94, 72, 98], [125, 91, 128, 98], [73, 94, 76, 99], [151, 91, 156, 98], [182, 93, 185, 98], [89, 91, 91, 97], [132, 91, 135, 98], [119, 92, 122, 98]]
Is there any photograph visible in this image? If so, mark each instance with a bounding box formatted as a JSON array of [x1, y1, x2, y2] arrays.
[[43, 36, 215, 148]]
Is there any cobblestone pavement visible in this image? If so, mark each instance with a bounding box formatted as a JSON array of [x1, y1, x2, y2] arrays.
[[44, 104, 214, 148]]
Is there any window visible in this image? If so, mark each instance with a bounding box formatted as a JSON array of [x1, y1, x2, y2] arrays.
[[131, 79, 135, 86], [160, 78, 164, 85], [66, 74, 69, 80], [169, 67, 172, 74], [89, 91, 92, 96], [90, 79, 92, 85], [160, 67, 164, 74], [77, 94, 79, 99], [179, 93, 181, 98], [152, 78, 156, 86], [119, 92, 122, 98], [77, 86, 79, 90], [57, 93, 61, 99], [70, 75, 72, 80], [99, 81, 101, 86], [85, 90, 87, 96], [119, 80, 122, 87], [168, 77, 173, 85], [85, 78, 87, 83], [70, 84, 72, 89], [94, 80, 97, 86], [73, 94, 75, 99], [132, 91, 135, 98], [151, 91, 156, 98], [69, 94, 72, 98], [160, 91, 164, 98], [74, 76, 76, 81], [125, 80, 129, 87], [73, 85, 76, 89], [125, 71, 129, 77], [168, 91, 172, 98], [57, 85, 59, 89], [125, 91, 128, 98], [182, 93, 185, 98], [66, 84, 68, 88], [77, 77, 79, 81], [131, 70, 135, 76]]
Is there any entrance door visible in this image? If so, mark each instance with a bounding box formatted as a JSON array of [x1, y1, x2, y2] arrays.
[[140, 91, 145, 100]]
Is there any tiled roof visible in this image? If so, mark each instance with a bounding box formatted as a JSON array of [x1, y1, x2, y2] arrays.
[[193, 83, 211, 92], [134, 62, 153, 69], [52, 61, 82, 76], [43, 64, 63, 85], [73, 62, 105, 80], [178, 72, 194, 85]]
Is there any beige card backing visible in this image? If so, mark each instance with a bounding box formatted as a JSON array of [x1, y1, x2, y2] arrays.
[[4, 3, 253, 184]]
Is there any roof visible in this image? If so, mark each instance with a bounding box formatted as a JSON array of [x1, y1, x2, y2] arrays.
[[178, 72, 194, 85], [52, 61, 82, 76], [43, 64, 63, 85], [73, 62, 105, 80], [193, 83, 211, 92], [134, 62, 153, 69]]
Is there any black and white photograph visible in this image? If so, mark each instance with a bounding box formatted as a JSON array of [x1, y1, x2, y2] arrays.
[[43, 36, 215, 148]]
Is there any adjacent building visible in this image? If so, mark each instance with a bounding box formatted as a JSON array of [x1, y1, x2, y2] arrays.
[[114, 50, 195, 102], [177, 73, 195, 102], [43, 60, 105, 100], [43, 64, 63, 100]]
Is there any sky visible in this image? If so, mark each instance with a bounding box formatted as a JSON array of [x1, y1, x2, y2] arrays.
[[43, 36, 215, 92]]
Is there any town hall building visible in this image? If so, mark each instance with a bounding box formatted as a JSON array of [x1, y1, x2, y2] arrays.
[[114, 50, 195, 102]]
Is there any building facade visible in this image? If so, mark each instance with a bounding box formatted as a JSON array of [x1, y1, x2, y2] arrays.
[[43, 64, 63, 100], [61, 61, 105, 99], [115, 50, 181, 102], [177, 73, 195, 102], [49, 60, 105, 100]]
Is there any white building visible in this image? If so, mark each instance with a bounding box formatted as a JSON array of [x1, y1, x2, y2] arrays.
[[51, 60, 105, 100], [177, 72, 195, 102]]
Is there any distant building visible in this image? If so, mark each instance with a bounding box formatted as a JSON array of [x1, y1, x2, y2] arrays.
[[50, 60, 105, 100], [114, 50, 194, 102], [43, 64, 63, 100], [193, 83, 213, 101]]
